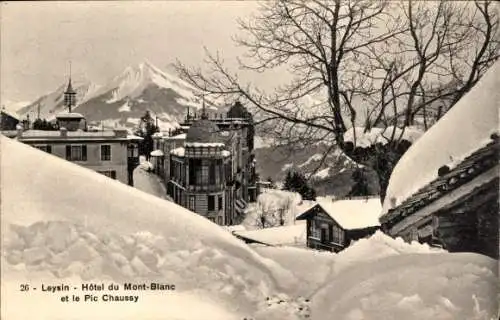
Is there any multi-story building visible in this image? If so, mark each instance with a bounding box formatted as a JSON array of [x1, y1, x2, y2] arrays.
[[150, 101, 259, 225], [5, 76, 143, 186]]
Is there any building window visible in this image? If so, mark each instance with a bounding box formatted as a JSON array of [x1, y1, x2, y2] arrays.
[[209, 162, 216, 184], [34, 145, 52, 154], [189, 159, 202, 185], [101, 145, 111, 161], [331, 224, 344, 245], [200, 164, 209, 185], [310, 220, 321, 239], [189, 195, 196, 211], [217, 216, 223, 225], [218, 195, 223, 210], [208, 195, 215, 211], [66, 145, 87, 161], [97, 170, 116, 180]]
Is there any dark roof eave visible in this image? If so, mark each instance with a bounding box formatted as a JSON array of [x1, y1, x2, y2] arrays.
[[295, 204, 319, 220]]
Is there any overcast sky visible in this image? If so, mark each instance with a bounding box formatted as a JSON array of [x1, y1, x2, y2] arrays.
[[1, 1, 283, 104]]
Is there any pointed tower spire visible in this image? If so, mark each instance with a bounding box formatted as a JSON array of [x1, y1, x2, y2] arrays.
[[64, 61, 76, 113], [201, 93, 208, 119]]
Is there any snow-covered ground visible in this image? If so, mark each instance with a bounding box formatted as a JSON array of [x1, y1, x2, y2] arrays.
[[253, 232, 499, 320], [0, 136, 299, 320], [311, 232, 499, 320], [2, 135, 498, 320]]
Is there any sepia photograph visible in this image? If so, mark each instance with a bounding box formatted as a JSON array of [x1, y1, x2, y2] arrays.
[[1, 1, 499, 319]]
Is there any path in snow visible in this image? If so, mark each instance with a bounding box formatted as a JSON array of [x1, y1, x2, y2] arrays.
[[133, 166, 168, 200]]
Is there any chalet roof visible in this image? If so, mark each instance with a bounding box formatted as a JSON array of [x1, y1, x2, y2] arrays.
[[296, 197, 382, 230], [1, 108, 20, 120], [383, 60, 500, 214], [379, 138, 499, 229], [185, 119, 221, 144], [232, 221, 306, 246]]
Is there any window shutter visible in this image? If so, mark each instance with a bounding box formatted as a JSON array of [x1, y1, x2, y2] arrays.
[[65, 145, 71, 160], [82, 145, 87, 161]]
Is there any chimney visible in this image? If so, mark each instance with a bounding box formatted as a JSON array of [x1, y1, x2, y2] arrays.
[[60, 127, 67, 137]]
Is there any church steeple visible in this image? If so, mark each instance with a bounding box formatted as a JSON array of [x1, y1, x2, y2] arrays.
[[63, 61, 76, 113]]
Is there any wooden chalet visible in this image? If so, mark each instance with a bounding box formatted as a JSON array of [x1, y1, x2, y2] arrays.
[[1, 107, 20, 131], [379, 60, 499, 260], [296, 197, 382, 252], [380, 136, 499, 258]]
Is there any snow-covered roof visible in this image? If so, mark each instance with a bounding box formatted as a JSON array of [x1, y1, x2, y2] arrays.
[[221, 150, 231, 157], [1, 107, 20, 120], [17, 129, 132, 141], [344, 126, 424, 148], [171, 147, 185, 157], [297, 197, 382, 230], [382, 60, 500, 214], [233, 222, 306, 246], [126, 134, 144, 140], [150, 149, 164, 157], [185, 142, 225, 148], [55, 112, 85, 119], [167, 133, 186, 140], [294, 201, 317, 218]]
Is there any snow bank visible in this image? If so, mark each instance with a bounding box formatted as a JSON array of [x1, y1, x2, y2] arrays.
[[233, 222, 307, 247], [0, 136, 298, 319], [253, 246, 335, 297], [311, 231, 499, 320], [383, 61, 500, 213]]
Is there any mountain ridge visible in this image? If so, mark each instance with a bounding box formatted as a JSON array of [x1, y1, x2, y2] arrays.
[[16, 61, 221, 130]]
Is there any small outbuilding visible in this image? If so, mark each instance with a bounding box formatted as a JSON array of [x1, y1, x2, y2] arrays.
[[296, 197, 382, 252]]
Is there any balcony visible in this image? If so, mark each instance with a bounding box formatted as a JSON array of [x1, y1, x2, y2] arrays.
[[186, 184, 225, 193]]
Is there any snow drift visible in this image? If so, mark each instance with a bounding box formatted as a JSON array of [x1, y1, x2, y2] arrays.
[[0, 135, 297, 319], [312, 236, 499, 320], [252, 231, 499, 320]]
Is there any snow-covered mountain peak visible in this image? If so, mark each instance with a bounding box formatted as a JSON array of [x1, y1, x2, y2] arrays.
[[97, 60, 204, 105]]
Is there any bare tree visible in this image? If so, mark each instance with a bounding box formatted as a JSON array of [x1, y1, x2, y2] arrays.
[[253, 193, 295, 228], [176, 0, 499, 202]]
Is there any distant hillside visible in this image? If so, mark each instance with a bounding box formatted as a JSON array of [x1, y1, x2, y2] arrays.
[[255, 143, 380, 198]]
